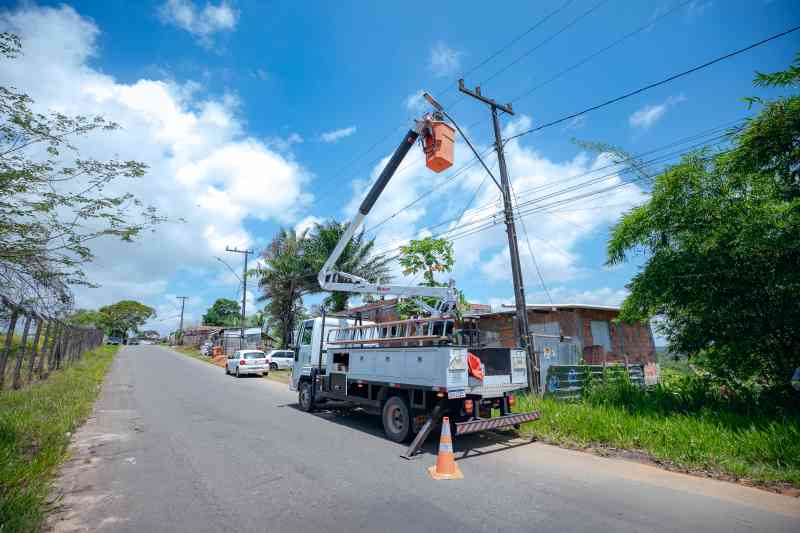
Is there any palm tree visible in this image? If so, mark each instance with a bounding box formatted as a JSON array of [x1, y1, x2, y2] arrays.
[[305, 220, 392, 312], [256, 228, 314, 348]]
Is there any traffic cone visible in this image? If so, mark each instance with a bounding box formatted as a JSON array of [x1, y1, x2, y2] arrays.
[[428, 417, 463, 480]]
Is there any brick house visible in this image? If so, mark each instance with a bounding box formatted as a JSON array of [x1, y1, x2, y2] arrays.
[[470, 304, 656, 364]]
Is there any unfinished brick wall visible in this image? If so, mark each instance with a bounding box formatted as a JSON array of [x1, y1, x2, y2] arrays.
[[475, 308, 656, 363]]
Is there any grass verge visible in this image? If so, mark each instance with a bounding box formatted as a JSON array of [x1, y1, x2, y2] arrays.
[[0, 345, 118, 533], [514, 384, 800, 492]]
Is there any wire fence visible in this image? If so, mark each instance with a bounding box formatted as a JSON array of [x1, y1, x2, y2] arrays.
[[0, 296, 104, 391]]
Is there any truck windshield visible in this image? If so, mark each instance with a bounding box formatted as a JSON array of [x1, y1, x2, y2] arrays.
[[243, 352, 265, 359]]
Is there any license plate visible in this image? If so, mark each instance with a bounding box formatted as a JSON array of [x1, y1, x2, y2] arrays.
[[447, 389, 466, 399]]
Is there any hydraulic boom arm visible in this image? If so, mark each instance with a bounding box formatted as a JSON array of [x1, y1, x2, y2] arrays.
[[317, 113, 458, 315]]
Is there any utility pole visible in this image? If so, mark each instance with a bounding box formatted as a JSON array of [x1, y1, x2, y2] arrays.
[[226, 246, 254, 349], [176, 296, 188, 345], [458, 79, 539, 394]]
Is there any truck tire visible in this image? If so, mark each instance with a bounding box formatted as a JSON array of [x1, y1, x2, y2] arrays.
[[382, 395, 412, 443], [298, 380, 315, 412]]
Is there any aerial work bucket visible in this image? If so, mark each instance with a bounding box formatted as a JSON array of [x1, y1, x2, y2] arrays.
[[423, 121, 455, 173]]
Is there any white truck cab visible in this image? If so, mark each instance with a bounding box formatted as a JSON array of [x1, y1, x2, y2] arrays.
[[290, 316, 367, 391]]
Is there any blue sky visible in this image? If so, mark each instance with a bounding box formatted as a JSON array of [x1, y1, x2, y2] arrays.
[[1, 0, 797, 334]]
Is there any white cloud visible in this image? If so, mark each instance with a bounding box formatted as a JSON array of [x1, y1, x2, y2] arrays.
[[320, 125, 356, 143], [429, 42, 461, 78], [0, 5, 311, 317], [335, 114, 646, 298], [405, 90, 427, 112], [158, 0, 238, 46], [687, 1, 712, 18], [294, 215, 323, 236], [629, 94, 686, 129]]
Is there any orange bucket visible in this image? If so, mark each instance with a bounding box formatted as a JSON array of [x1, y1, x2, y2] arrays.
[[424, 121, 455, 173]]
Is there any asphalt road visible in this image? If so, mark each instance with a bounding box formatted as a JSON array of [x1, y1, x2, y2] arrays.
[[47, 346, 799, 532]]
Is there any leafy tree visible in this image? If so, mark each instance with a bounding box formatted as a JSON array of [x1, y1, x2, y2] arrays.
[[396, 237, 458, 318], [304, 220, 392, 312], [202, 298, 241, 326], [607, 55, 800, 391], [139, 329, 160, 341], [0, 33, 166, 314], [97, 300, 155, 339], [67, 308, 103, 327], [257, 228, 314, 349], [399, 236, 454, 285]]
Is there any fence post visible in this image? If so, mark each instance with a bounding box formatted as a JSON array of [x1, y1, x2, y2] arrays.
[[12, 314, 32, 389], [55, 325, 66, 370], [36, 319, 52, 379], [48, 322, 61, 373], [0, 306, 19, 390], [26, 315, 43, 384]]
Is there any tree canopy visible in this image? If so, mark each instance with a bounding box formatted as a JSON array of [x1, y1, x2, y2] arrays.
[[607, 55, 800, 390], [303, 220, 392, 312], [0, 32, 166, 315], [97, 300, 155, 338], [202, 298, 241, 327]]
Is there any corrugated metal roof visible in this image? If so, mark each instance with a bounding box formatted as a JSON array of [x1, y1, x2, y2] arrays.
[[464, 303, 621, 317]]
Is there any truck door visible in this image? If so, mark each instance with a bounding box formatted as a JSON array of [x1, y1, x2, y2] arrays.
[[291, 320, 315, 390]]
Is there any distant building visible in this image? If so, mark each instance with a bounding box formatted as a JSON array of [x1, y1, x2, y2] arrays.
[[182, 326, 223, 347], [468, 304, 656, 364]]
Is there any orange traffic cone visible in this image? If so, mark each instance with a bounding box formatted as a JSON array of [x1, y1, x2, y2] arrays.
[[428, 417, 463, 480]]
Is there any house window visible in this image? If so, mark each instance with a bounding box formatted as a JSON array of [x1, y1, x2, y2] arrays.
[[590, 320, 612, 352]]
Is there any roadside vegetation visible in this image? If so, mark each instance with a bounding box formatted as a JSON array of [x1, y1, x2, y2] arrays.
[[514, 56, 800, 492], [0, 345, 118, 533], [515, 372, 800, 490]]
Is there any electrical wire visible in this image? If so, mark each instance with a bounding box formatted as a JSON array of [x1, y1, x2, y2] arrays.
[[510, 181, 553, 304], [505, 25, 800, 141], [510, 0, 694, 103]]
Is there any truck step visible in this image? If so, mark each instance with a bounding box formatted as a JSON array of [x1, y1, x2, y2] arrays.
[[454, 411, 540, 436]]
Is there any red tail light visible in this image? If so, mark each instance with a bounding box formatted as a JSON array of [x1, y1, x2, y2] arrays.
[[464, 399, 474, 415], [239, 359, 246, 365], [507, 394, 515, 406]]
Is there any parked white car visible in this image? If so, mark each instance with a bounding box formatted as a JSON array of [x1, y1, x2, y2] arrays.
[[265, 349, 294, 370], [225, 350, 270, 377]]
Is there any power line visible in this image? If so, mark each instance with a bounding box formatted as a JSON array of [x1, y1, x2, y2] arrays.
[[370, 119, 743, 250], [476, 0, 610, 90], [315, 0, 584, 204], [368, 136, 733, 259], [510, 181, 553, 304], [510, 0, 693, 103], [506, 25, 800, 141]]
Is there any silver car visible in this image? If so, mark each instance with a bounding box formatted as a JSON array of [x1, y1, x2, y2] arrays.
[[225, 350, 270, 378], [267, 349, 294, 370]]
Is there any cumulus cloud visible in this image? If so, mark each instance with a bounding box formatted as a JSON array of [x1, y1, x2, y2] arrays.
[[0, 5, 311, 320], [294, 215, 323, 236], [405, 90, 427, 112], [320, 125, 356, 143], [429, 42, 461, 77], [629, 94, 686, 129], [339, 114, 646, 301], [158, 0, 238, 46]]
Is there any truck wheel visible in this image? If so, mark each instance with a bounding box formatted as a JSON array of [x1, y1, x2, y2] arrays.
[[298, 381, 315, 412], [270, 362, 278, 371], [382, 395, 412, 443]]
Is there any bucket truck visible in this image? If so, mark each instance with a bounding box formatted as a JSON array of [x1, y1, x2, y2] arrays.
[[290, 100, 539, 458]]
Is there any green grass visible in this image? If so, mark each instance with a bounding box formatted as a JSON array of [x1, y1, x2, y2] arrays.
[[514, 375, 800, 489], [0, 345, 118, 533]]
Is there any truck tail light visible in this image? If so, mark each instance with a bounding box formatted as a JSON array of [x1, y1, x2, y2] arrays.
[[507, 394, 515, 407], [239, 359, 246, 365], [464, 399, 474, 415]]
